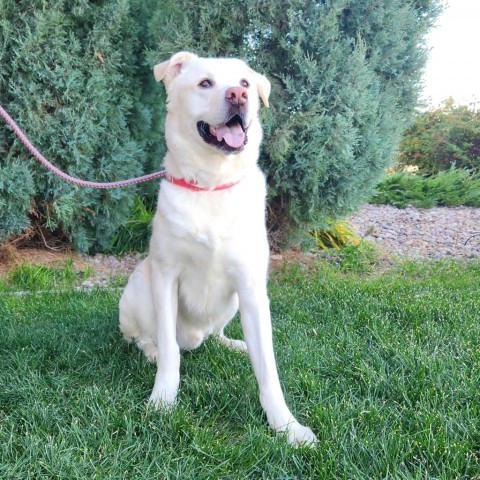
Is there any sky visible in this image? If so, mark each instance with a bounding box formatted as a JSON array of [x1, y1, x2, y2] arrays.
[[421, 0, 480, 108]]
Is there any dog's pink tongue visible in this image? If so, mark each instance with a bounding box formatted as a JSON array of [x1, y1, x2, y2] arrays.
[[215, 124, 245, 148]]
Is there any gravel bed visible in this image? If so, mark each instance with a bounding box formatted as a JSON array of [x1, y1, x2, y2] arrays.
[[79, 205, 480, 287], [349, 204, 480, 260], [79, 252, 144, 289]]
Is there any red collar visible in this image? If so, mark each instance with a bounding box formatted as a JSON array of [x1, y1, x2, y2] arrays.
[[165, 175, 240, 192]]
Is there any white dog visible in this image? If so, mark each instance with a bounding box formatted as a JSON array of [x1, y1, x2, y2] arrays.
[[119, 52, 317, 446]]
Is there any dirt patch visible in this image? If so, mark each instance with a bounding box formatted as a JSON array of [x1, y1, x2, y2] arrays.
[[0, 243, 316, 283], [0, 246, 88, 277]]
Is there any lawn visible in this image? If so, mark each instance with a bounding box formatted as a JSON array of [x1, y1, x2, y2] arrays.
[[1, 259, 479, 479]]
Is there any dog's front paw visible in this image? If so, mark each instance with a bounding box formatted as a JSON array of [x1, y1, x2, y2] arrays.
[[148, 374, 179, 409], [148, 393, 176, 410], [272, 419, 317, 448], [283, 421, 318, 448]]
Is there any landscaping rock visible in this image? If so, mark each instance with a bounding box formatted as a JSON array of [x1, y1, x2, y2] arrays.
[[349, 204, 480, 260]]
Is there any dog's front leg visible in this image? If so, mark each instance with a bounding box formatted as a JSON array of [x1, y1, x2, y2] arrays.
[[238, 285, 318, 447], [148, 264, 180, 408]]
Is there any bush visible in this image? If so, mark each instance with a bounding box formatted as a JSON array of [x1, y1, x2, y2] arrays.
[[0, 0, 165, 252], [148, 0, 441, 245], [398, 100, 480, 174], [322, 240, 380, 274], [108, 196, 154, 255], [1, 0, 441, 251], [371, 167, 480, 208], [311, 220, 360, 251]]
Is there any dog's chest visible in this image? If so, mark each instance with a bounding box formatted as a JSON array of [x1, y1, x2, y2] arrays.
[[156, 181, 265, 252], [167, 203, 240, 251]]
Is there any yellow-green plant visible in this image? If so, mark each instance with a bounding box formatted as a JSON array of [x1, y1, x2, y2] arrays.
[[311, 220, 360, 251]]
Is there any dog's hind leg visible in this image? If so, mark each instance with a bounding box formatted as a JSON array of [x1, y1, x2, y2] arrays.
[[119, 260, 158, 362], [119, 295, 139, 342], [119, 297, 158, 362]]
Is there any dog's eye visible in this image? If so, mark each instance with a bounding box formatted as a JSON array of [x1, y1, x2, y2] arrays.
[[240, 79, 250, 88], [199, 79, 213, 88]]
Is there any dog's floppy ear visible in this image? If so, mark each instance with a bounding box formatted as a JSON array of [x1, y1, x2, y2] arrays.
[[154, 51, 198, 85], [255, 72, 271, 108]]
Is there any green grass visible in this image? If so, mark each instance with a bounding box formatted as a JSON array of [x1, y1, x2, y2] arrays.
[[109, 196, 154, 255], [4, 260, 90, 291], [1, 259, 480, 478]]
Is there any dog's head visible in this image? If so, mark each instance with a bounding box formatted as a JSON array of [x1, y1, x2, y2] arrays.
[[154, 52, 270, 156]]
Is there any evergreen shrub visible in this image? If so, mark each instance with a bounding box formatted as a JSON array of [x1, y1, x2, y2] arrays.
[[371, 167, 480, 208], [0, 0, 165, 251], [0, 160, 35, 240], [1, 0, 441, 251]]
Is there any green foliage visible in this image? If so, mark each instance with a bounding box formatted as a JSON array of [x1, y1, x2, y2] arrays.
[[372, 167, 480, 208], [5, 260, 87, 290], [398, 99, 480, 174], [311, 220, 360, 250], [0, 0, 165, 252], [0, 160, 35, 241], [109, 196, 154, 255], [322, 240, 380, 274], [1, 0, 441, 250]]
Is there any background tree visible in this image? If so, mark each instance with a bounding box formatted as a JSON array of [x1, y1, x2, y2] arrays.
[[397, 99, 480, 174], [1, 0, 441, 251]]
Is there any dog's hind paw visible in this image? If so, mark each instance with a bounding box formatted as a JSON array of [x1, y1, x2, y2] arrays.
[[217, 335, 248, 353], [136, 339, 158, 363]]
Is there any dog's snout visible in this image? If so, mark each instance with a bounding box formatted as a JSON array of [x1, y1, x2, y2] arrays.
[[226, 86, 248, 107]]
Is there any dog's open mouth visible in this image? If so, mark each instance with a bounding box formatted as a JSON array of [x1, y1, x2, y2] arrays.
[[197, 115, 248, 153]]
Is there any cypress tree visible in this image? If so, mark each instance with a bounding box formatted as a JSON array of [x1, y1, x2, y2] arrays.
[[1, 0, 441, 250], [0, 0, 163, 251], [147, 0, 441, 245]]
